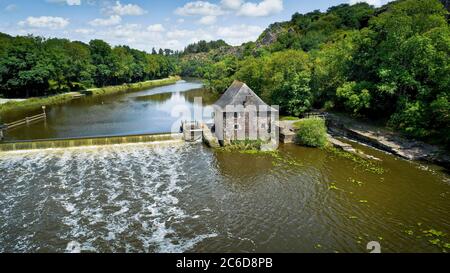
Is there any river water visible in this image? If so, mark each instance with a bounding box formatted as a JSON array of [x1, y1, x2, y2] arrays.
[[0, 80, 449, 253], [2, 80, 216, 141]]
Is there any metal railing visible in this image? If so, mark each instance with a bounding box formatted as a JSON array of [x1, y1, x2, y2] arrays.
[[0, 106, 47, 140], [5, 113, 46, 129]]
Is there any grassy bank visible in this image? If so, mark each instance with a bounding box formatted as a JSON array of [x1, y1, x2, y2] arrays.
[[86, 76, 180, 97], [0, 76, 180, 117]]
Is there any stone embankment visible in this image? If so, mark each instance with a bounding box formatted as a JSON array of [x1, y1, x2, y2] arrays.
[[326, 113, 450, 169]]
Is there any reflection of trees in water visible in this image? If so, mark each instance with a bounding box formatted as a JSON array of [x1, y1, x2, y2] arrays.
[[134, 92, 172, 103], [133, 88, 219, 105], [181, 88, 219, 105]]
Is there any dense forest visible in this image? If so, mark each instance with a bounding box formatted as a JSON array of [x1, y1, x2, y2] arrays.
[[180, 0, 450, 148], [0, 0, 448, 148], [183, 40, 230, 55], [0, 35, 178, 98]]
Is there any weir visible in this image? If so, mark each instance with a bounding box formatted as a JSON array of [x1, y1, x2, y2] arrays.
[[0, 133, 183, 152]]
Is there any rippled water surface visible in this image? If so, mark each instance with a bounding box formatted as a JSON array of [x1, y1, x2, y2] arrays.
[[0, 143, 449, 253], [1, 80, 449, 252]]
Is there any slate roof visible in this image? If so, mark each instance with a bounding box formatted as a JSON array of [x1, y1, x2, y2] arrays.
[[214, 80, 277, 112]]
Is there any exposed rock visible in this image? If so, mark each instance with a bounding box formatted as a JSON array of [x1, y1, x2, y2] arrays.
[[326, 113, 450, 169], [256, 23, 290, 48], [328, 135, 381, 161]]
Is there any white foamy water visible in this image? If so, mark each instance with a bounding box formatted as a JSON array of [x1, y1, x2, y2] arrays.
[[0, 144, 216, 253], [1, 142, 449, 253]]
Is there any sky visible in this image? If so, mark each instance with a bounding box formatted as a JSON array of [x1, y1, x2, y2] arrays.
[[0, 0, 394, 52]]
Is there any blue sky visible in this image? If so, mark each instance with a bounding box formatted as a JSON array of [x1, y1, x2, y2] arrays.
[[0, 0, 394, 51]]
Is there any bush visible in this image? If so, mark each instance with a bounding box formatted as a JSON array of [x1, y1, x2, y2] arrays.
[[224, 140, 263, 151], [294, 117, 328, 148]]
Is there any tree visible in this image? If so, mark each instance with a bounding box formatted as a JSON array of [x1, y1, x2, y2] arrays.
[[263, 50, 313, 116], [89, 39, 116, 86], [0, 36, 53, 97]]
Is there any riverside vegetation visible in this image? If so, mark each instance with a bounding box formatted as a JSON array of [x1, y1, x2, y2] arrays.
[[0, 0, 448, 150], [0, 76, 180, 116], [179, 0, 450, 150], [0, 36, 178, 99], [294, 118, 328, 148]]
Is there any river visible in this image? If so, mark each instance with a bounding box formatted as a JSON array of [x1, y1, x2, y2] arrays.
[[1, 79, 217, 141], [0, 80, 449, 253]]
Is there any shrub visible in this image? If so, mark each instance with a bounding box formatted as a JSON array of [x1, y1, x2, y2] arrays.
[[224, 140, 263, 151], [294, 117, 328, 147]]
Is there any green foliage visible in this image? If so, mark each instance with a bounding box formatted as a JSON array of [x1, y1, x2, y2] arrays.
[[325, 146, 385, 174], [0, 36, 177, 98], [180, 0, 450, 148], [221, 140, 264, 151], [0, 77, 179, 116], [183, 40, 230, 54], [264, 50, 313, 116], [294, 118, 328, 148], [280, 116, 301, 121], [336, 82, 371, 114]]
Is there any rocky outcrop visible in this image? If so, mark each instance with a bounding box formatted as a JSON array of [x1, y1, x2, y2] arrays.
[[255, 22, 292, 48], [326, 113, 450, 169], [327, 135, 381, 161]]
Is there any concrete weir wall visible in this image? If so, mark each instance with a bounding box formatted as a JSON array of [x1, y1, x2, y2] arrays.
[[0, 133, 183, 152]]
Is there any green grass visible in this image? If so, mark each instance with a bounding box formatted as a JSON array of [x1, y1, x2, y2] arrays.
[[220, 140, 264, 151], [0, 93, 75, 117], [294, 117, 328, 148], [87, 76, 180, 97], [280, 116, 301, 121], [0, 76, 181, 117]]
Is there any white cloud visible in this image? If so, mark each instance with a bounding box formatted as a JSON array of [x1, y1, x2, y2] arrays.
[[89, 15, 122, 26], [221, 0, 243, 10], [47, 0, 81, 6], [216, 24, 263, 45], [167, 29, 198, 40], [166, 24, 262, 48], [175, 1, 224, 16], [198, 15, 217, 25], [106, 1, 147, 16], [175, 0, 283, 21], [238, 0, 283, 17], [67, 0, 81, 5], [93, 23, 174, 51], [147, 24, 165, 32], [75, 28, 94, 34], [18, 16, 70, 29]]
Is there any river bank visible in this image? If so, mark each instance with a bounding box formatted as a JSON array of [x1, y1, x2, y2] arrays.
[[279, 112, 449, 169], [325, 112, 450, 169], [0, 76, 180, 117], [1, 79, 210, 141]]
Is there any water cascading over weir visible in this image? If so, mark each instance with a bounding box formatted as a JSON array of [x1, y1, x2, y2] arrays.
[[0, 133, 183, 152]]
